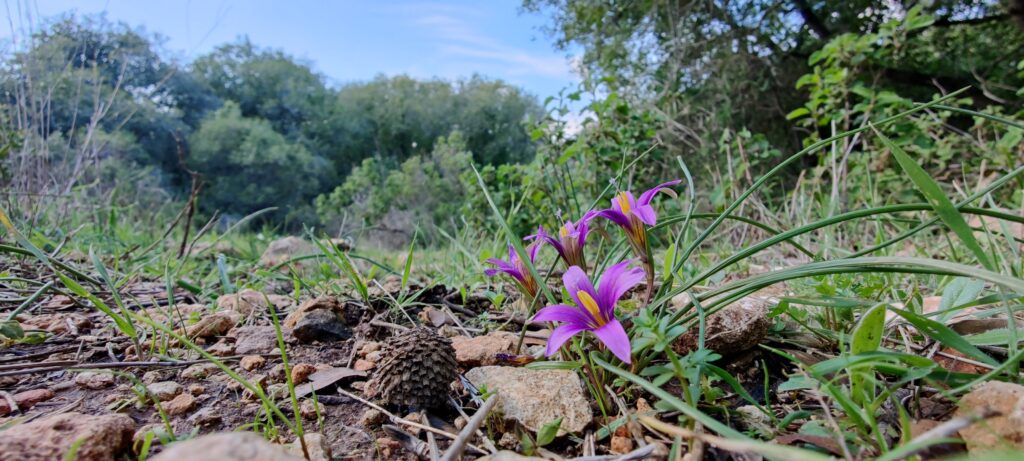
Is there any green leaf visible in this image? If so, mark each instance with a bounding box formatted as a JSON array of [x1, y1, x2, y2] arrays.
[[786, 107, 810, 120], [890, 307, 997, 366], [938, 278, 984, 321], [850, 303, 887, 405], [58, 272, 133, 335], [401, 231, 417, 293], [0, 320, 24, 339], [525, 360, 581, 371], [851, 304, 886, 354], [536, 417, 563, 447], [872, 126, 994, 270], [471, 165, 556, 304]]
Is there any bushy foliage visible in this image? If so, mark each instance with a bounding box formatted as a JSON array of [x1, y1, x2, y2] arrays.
[[0, 17, 543, 231], [189, 102, 327, 223], [316, 132, 476, 245]]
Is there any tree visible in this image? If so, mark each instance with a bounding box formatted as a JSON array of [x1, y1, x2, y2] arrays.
[[188, 102, 327, 223], [524, 0, 1024, 161]]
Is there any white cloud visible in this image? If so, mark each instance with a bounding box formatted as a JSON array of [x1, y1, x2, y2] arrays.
[[411, 9, 575, 81]]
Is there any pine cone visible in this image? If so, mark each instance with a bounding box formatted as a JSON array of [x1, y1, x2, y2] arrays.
[[367, 327, 458, 409]]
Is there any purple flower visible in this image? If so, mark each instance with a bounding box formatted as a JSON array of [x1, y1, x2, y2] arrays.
[[593, 180, 682, 239], [590, 180, 680, 304], [533, 261, 644, 364], [485, 242, 542, 299], [526, 211, 595, 269]]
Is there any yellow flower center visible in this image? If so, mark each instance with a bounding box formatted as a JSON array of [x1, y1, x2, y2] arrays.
[[616, 191, 631, 214], [577, 290, 604, 326], [559, 225, 570, 238]]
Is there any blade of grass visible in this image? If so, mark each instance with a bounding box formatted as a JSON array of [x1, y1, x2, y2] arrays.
[[888, 307, 997, 366], [872, 125, 994, 270], [471, 164, 556, 305], [674, 88, 970, 271]]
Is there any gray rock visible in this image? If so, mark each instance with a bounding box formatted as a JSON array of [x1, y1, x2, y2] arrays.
[[0, 412, 135, 461], [75, 371, 114, 389], [259, 236, 316, 268], [289, 433, 332, 461], [146, 381, 183, 401], [151, 432, 302, 461], [465, 366, 592, 436], [232, 326, 290, 355], [291, 309, 352, 343], [956, 381, 1024, 454], [672, 296, 772, 356]]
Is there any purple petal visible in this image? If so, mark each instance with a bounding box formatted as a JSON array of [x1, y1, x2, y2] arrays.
[[592, 319, 632, 364], [596, 260, 645, 317], [527, 240, 542, 262], [577, 210, 597, 245], [594, 209, 631, 229], [634, 204, 658, 226], [533, 304, 590, 325], [562, 266, 598, 312], [545, 323, 587, 357], [484, 258, 520, 279], [524, 226, 546, 242], [638, 180, 682, 206]]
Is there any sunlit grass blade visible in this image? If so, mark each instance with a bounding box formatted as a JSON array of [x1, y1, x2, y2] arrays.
[[471, 164, 556, 304], [401, 230, 417, 294], [872, 125, 994, 270], [674, 88, 970, 271], [889, 306, 997, 366], [851, 163, 1024, 258], [850, 303, 887, 405], [309, 232, 369, 303], [90, 248, 138, 339], [593, 356, 828, 461]]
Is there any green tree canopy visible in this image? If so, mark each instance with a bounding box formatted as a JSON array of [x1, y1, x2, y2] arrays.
[[188, 102, 327, 222]]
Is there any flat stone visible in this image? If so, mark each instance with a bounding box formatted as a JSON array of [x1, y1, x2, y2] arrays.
[[217, 289, 292, 316], [181, 363, 219, 380], [232, 326, 290, 354], [187, 311, 241, 338], [259, 236, 316, 268], [465, 366, 592, 436], [207, 340, 236, 356], [672, 296, 771, 356], [451, 332, 517, 367], [151, 432, 302, 461], [0, 388, 54, 416], [289, 433, 331, 461], [290, 309, 352, 343], [0, 412, 134, 461], [75, 371, 115, 389], [147, 381, 183, 401], [241, 355, 267, 371], [956, 381, 1024, 454], [161, 393, 197, 415], [188, 407, 223, 428]]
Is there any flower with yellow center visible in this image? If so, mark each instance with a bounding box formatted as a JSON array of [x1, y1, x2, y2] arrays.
[[533, 261, 645, 364]]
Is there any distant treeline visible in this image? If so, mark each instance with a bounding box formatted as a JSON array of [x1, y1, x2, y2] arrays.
[[0, 15, 543, 226]]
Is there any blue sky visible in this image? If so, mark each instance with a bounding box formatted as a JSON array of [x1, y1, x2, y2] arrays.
[[2, 1, 581, 102]]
